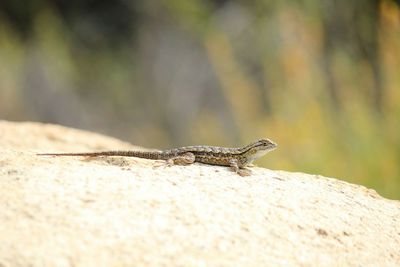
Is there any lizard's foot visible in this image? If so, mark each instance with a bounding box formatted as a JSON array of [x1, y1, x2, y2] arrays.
[[237, 168, 252, 176], [168, 153, 196, 166], [154, 153, 196, 168], [153, 160, 170, 168], [229, 159, 251, 176]]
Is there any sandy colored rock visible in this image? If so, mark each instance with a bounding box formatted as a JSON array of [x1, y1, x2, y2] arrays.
[[0, 120, 399, 267]]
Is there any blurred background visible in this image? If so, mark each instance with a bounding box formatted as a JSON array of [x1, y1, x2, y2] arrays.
[[0, 0, 399, 198]]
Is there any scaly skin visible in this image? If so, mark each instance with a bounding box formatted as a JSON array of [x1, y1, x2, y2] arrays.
[[38, 138, 277, 176]]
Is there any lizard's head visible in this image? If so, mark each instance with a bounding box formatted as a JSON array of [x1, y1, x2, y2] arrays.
[[240, 138, 277, 165], [251, 138, 277, 151]]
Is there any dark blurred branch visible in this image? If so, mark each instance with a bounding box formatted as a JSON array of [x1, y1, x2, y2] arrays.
[[321, 0, 385, 112], [0, 0, 138, 47]]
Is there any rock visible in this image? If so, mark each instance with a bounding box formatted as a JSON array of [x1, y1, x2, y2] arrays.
[[0, 120, 399, 267]]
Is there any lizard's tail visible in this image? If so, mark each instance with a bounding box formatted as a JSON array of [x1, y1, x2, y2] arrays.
[[37, 150, 166, 160]]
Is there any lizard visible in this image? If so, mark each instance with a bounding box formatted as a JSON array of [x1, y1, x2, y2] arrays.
[[37, 138, 277, 176]]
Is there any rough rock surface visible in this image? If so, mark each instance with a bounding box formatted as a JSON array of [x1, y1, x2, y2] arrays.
[[0, 120, 399, 267]]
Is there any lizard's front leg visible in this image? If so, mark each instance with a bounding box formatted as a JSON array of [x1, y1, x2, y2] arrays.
[[229, 159, 251, 176], [167, 152, 196, 166]]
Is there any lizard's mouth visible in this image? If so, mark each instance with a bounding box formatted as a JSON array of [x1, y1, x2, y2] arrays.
[[268, 140, 278, 150]]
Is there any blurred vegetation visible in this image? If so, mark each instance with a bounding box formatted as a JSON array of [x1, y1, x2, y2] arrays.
[[0, 0, 399, 199]]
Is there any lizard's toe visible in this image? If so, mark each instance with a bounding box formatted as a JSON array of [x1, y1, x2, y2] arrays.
[[237, 168, 252, 176], [153, 160, 170, 168]]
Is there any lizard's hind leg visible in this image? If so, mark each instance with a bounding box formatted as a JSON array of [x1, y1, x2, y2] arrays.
[[167, 152, 196, 166]]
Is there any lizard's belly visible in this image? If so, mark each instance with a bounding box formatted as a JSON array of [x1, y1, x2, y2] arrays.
[[194, 154, 233, 166]]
